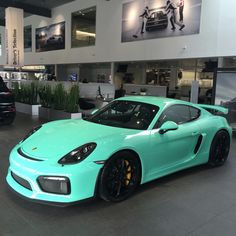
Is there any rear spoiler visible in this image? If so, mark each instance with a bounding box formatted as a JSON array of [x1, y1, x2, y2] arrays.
[[198, 104, 228, 115]]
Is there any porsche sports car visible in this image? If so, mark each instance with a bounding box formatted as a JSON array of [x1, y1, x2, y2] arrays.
[[145, 10, 168, 31], [0, 91, 16, 125], [6, 97, 232, 205]]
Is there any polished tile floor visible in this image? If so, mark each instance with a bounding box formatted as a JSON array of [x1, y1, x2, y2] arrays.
[[0, 113, 236, 236]]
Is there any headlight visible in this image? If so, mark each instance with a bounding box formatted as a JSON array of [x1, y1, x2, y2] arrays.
[[58, 142, 97, 165], [22, 125, 42, 142]]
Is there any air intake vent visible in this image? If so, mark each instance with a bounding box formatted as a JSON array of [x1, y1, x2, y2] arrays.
[[11, 172, 32, 191], [194, 135, 203, 154], [17, 148, 44, 161]]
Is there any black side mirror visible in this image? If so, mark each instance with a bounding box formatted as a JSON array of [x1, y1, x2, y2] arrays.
[[159, 121, 178, 135]]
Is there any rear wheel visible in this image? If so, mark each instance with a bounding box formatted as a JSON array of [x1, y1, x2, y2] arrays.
[[99, 151, 141, 202], [208, 130, 230, 167]]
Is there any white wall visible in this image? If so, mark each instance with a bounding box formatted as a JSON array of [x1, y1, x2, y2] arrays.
[[0, 27, 5, 65], [0, 0, 236, 66]]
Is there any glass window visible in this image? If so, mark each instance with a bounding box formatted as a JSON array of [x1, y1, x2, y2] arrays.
[[86, 100, 159, 130], [71, 6, 96, 48], [24, 25, 32, 52], [155, 105, 200, 128]]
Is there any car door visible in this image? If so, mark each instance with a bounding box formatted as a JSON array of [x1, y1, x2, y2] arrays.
[[147, 104, 201, 179]]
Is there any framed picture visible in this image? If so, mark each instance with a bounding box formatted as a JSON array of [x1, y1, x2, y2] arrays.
[[36, 21, 65, 52]]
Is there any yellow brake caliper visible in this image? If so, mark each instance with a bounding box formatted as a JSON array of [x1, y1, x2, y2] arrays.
[[125, 160, 132, 186]]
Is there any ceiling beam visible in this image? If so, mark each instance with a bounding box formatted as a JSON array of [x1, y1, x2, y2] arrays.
[[0, 0, 51, 18]]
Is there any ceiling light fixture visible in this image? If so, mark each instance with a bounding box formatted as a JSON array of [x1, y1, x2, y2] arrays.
[[76, 30, 96, 37]]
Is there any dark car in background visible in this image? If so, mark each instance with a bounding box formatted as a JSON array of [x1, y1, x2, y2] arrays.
[[46, 35, 64, 45], [146, 10, 168, 31], [0, 89, 16, 125]]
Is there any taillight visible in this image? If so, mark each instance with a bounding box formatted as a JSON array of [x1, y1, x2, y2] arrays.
[[9, 107, 16, 112]]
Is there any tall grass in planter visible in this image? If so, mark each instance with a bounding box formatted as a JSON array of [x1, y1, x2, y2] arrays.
[[13, 82, 38, 105], [53, 83, 66, 110], [65, 85, 80, 113], [39, 84, 53, 108], [28, 82, 39, 105], [12, 82, 20, 101]]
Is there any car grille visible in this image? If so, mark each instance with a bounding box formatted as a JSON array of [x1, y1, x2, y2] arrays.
[[17, 148, 44, 162], [11, 172, 32, 191]]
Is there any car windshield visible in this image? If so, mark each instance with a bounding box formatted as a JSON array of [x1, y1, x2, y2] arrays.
[[86, 100, 159, 130]]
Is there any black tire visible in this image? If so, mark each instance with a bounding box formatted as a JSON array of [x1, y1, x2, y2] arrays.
[[208, 130, 230, 167], [99, 151, 141, 202], [1, 117, 15, 125]]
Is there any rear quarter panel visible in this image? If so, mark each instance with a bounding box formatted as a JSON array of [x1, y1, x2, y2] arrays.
[[196, 110, 232, 163]]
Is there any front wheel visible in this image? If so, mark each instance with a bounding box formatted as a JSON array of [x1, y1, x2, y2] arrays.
[[99, 151, 141, 202], [208, 130, 230, 167]]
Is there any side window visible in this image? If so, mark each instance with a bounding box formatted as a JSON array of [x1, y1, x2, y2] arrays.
[[155, 105, 201, 128], [189, 106, 201, 120]]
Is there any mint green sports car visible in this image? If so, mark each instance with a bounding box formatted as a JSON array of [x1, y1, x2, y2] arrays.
[[6, 97, 232, 205]]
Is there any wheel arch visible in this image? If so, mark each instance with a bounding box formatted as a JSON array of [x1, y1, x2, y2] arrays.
[[213, 128, 231, 140], [114, 149, 143, 180], [93, 148, 143, 198], [207, 128, 231, 167]]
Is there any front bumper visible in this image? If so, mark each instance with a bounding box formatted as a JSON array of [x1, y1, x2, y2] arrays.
[[6, 146, 103, 204]]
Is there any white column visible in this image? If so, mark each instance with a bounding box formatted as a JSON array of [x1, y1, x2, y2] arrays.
[[190, 80, 199, 103], [110, 62, 115, 84], [5, 7, 24, 67], [169, 68, 178, 90]]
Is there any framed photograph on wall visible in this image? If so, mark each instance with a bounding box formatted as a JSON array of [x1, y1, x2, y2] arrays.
[[121, 0, 202, 43], [36, 21, 65, 52]]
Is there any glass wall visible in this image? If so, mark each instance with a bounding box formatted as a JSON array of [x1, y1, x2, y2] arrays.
[[71, 6, 96, 48], [24, 25, 32, 52], [112, 58, 216, 102]]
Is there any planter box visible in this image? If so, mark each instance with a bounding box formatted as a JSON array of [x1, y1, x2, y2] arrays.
[[15, 102, 41, 116], [38, 106, 50, 120], [39, 107, 82, 120]]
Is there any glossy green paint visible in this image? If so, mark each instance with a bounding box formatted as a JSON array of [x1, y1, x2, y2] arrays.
[[6, 97, 232, 203]]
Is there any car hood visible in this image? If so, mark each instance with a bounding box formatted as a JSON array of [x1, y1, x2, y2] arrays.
[[20, 119, 139, 161]]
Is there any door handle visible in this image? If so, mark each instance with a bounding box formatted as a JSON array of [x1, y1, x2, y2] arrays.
[[192, 131, 200, 136]]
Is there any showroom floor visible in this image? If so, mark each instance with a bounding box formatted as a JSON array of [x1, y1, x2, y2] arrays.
[[0, 113, 236, 236]]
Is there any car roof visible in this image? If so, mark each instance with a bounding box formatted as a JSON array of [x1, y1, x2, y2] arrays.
[[117, 96, 191, 109]]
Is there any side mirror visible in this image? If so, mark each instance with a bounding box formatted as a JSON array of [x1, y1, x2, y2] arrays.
[[159, 121, 178, 135], [91, 109, 98, 115]]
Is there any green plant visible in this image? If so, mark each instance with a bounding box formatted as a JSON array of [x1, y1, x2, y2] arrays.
[[28, 82, 39, 105], [65, 85, 80, 113], [39, 84, 53, 108], [12, 82, 20, 102], [13, 82, 38, 105], [53, 83, 66, 110]]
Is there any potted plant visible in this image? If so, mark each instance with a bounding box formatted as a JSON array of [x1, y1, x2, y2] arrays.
[[65, 84, 81, 119], [39, 83, 81, 120], [13, 82, 41, 116], [53, 83, 66, 110], [38, 84, 53, 120]]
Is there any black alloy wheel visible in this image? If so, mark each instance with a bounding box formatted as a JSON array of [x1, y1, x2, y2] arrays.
[[2, 117, 15, 125], [208, 130, 230, 167], [99, 151, 141, 202]]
